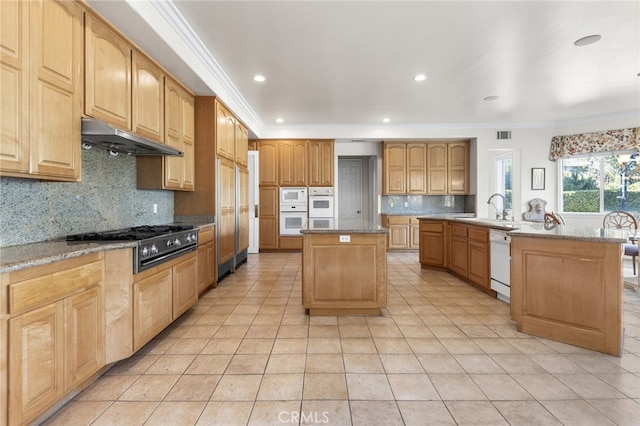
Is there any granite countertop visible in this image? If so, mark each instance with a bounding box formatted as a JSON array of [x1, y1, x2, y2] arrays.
[[0, 240, 138, 274], [301, 220, 389, 234], [417, 213, 477, 220], [418, 216, 629, 243]]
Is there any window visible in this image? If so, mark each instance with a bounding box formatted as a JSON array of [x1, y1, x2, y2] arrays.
[[559, 151, 639, 213], [495, 152, 512, 211]]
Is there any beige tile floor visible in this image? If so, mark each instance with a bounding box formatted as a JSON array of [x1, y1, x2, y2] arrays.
[[43, 252, 640, 426]]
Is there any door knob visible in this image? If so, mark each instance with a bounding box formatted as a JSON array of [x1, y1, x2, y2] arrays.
[[357, 210, 361, 214]]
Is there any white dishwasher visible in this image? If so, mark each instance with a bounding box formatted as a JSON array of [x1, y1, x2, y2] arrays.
[[490, 229, 511, 303]]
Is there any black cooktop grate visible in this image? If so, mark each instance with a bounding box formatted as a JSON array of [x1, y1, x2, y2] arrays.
[[66, 224, 194, 241]]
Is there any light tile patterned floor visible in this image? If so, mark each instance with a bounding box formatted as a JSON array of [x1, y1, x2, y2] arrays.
[[44, 252, 640, 425]]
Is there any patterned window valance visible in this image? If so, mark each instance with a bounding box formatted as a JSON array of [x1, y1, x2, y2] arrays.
[[549, 127, 639, 161]]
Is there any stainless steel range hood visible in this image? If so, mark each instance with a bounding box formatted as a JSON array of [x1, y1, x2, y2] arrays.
[[81, 117, 184, 156]]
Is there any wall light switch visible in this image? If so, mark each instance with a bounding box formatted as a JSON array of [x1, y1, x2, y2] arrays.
[[404, 202, 408, 207], [339, 235, 350, 243]]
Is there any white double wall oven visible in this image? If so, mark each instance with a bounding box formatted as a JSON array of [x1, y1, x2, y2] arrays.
[[279, 187, 335, 234]]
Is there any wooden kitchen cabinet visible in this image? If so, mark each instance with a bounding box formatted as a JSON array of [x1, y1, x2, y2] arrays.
[[383, 143, 406, 194], [133, 267, 172, 351], [239, 167, 250, 252], [407, 144, 427, 194], [419, 220, 446, 266], [447, 222, 490, 289], [197, 225, 217, 294], [1, 0, 82, 181], [259, 140, 279, 186], [235, 121, 249, 167], [172, 253, 198, 319], [137, 77, 195, 191], [3, 253, 104, 426], [85, 12, 132, 130], [259, 186, 279, 249], [216, 101, 236, 160], [219, 158, 237, 263], [132, 50, 164, 142], [279, 140, 307, 186], [427, 143, 448, 194], [382, 215, 420, 250], [308, 140, 334, 187], [448, 142, 470, 194]]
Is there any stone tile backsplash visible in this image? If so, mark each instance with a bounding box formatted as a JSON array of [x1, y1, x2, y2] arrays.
[[0, 148, 174, 247], [381, 194, 475, 215]]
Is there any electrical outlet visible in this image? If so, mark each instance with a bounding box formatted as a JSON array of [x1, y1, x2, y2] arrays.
[[153, 204, 158, 214], [404, 201, 408, 207], [339, 235, 350, 243]]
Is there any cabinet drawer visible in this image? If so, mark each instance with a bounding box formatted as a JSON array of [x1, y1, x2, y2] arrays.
[[387, 216, 411, 225], [451, 225, 468, 238], [419, 221, 444, 233], [199, 226, 215, 244], [468, 228, 488, 242], [8, 256, 103, 314]]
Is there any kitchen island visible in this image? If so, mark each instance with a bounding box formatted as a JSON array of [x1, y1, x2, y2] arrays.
[[509, 223, 627, 356], [300, 220, 389, 315]]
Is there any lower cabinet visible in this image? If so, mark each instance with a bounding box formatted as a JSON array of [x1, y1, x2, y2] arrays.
[[259, 186, 279, 250], [3, 253, 104, 426], [419, 220, 446, 266], [197, 225, 217, 294], [132, 251, 198, 351], [420, 220, 491, 291], [383, 215, 419, 250]]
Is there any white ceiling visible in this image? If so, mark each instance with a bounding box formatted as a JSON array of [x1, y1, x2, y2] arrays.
[[87, 1, 640, 139]]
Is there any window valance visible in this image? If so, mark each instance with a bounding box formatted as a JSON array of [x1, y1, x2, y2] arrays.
[[549, 127, 639, 161]]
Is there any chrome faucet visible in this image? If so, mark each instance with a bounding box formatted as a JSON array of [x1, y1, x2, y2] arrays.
[[486, 193, 508, 220]]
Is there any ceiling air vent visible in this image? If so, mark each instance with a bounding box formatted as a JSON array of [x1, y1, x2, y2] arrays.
[[496, 130, 512, 140]]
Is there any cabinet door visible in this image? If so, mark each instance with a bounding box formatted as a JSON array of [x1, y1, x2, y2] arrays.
[[468, 240, 490, 288], [319, 140, 334, 186], [197, 241, 216, 293], [307, 140, 322, 186], [9, 302, 64, 426], [164, 79, 184, 189], [449, 237, 468, 277], [181, 94, 195, 190], [216, 102, 235, 160], [219, 159, 237, 263], [238, 167, 250, 251], [132, 50, 164, 142], [406, 144, 427, 194], [0, 0, 30, 173], [259, 186, 278, 249], [85, 13, 132, 130], [279, 140, 307, 186], [258, 140, 278, 185], [173, 254, 198, 318], [133, 268, 172, 351], [388, 224, 410, 249], [410, 223, 421, 249], [427, 143, 447, 194], [383, 143, 406, 194], [235, 122, 249, 167], [419, 232, 445, 266], [64, 286, 104, 391], [448, 142, 469, 194]]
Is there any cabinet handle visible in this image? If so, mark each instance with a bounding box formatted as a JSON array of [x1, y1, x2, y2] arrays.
[[255, 205, 259, 218]]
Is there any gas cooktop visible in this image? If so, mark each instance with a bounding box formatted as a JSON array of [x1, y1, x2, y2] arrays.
[[66, 224, 194, 241]]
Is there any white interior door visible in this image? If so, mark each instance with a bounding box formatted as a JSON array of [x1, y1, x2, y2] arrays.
[[248, 151, 259, 253], [338, 158, 366, 221]]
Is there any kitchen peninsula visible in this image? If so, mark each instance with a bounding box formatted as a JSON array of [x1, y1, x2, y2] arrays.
[[300, 221, 388, 315]]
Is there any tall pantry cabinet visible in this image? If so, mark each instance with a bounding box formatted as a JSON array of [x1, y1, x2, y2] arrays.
[[174, 97, 249, 280]]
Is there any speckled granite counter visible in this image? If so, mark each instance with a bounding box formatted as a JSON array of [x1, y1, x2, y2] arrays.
[[300, 220, 388, 234], [0, 241, 137, 274]]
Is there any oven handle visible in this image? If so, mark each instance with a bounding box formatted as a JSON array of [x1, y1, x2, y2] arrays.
[[138, 245, 197, 271]]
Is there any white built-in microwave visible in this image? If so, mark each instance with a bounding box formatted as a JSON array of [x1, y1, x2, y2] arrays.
[[280, 187, 307, 205]]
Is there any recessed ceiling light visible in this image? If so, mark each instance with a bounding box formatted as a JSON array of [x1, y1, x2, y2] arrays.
[[253, 75, 266, 82], [382, 118, 391, 123], [275, 118, 284, 123], [574, 34, 601, 47], [483, 96, 499, 101], [414, 74, 427, 82]]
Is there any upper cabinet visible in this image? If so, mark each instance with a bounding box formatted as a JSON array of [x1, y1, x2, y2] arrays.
[[1, 0, 82, 181], [235, 121, 249, 167], [84, 13, 132, 131], [384, 141, 469, 195], [307, 140, 334, 187], [279, 140, 307, 186], [132, 50, 164, 142], [163, 77, 195, 190], [215, 101, 235, 161], [258, 140, 278, 186]]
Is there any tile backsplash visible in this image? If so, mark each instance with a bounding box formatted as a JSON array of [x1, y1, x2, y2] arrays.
[[0, 148, 174, 247], [381, 195, 475, 215]]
